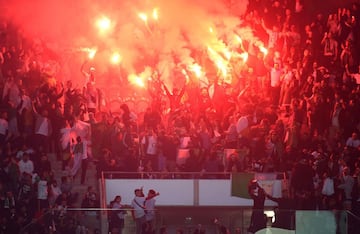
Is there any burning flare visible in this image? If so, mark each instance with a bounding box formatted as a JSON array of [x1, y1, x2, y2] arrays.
[[239, 52, 248, 63], [110, 52, 122, 65], [259, 46, 268, 56], [138, 13, 148, 23], [152, 8, 159, 20], [95, 16, 112, 34], [189, 63, 203, 78], [80, 47, 97, 60], [129, 74, 145, 87]]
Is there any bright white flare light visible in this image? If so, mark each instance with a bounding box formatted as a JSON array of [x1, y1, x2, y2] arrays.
[[240, 52, 248, 63], [80, 47, 97, 59], [110, 52, 122, 65], [96, 16, 112, 34], [189, 63, 202, 78], [259, 46, 268, 56], [152, 8, 158, 20], [88, 50, 97, 59], [138, 13, 148, 22], [129, 74, 145, 87], [235, 35, 242, 44], [135, 76, 145, 87]]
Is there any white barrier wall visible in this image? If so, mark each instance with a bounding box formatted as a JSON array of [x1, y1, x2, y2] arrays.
[[105, 179, 194, 206], [105, 179, 279, 207]]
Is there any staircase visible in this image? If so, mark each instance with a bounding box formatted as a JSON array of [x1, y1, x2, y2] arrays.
[[48, 153, 101, 233]]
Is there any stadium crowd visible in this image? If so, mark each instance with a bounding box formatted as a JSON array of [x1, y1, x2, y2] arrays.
[[0, 0, 360, 233]]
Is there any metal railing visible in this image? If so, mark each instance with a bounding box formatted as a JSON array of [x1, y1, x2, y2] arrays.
[[102, 170, 234, 179], [100, 170, 288, 180]]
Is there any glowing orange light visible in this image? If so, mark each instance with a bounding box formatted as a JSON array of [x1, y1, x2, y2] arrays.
[[240, 52, 248, 63], [223, 49, 232, 60], [129, 74, 145, 88], [152, 8, 158, 20], [209, 27, 214, 33], [208, 46, 228, 78], [235, 35, 242, 44], [216, 60, 227, 77], [259, 46, 268, 56], [138, 13, 148, 22], [110, 52, 121, 65], [189, 64, 202, 78], [96, 16, 111, 34], [80, 47, 97, 59], [181, 69, 187, 76], [89, 49, 96, 59], [207, 46, 216, 55], [135, 77, 145, 87], [181, 69, 190, 84], [133, 76, 145, 87]]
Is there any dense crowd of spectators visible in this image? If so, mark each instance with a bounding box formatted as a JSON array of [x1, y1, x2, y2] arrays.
[[0, 0, 360, 233]]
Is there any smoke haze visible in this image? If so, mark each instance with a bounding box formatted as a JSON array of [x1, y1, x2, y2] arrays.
[[2, 0, 250, 87]]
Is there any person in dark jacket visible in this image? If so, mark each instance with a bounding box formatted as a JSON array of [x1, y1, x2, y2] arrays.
[[247, 180, 267, 233]]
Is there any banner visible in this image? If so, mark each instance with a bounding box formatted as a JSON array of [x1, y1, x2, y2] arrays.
[[73, 120, 91, 141], [231, 173, 283, 199], [255, 173, 278, 180], [257, 180, 282, 198], [231, 173, 255, 199]]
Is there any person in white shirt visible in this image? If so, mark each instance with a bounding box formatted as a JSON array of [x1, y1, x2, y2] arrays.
[[131, 188, 146, 234], [224, 116, 238, 149], [33, 104, 53, 153], [2, 75, 21, 106], [81, 60, 96, 85], [18, 91, 34, 138], [345, 132, 360, 149], [60, 120, 74, 170], [70, 136, 88, 184], [338, 167, 354, 210], [141, 129, 158, 171], [16, 144, 35, 160], [37, 173, 49, 211], [18, 153, 34, 177], [83, 82, 98, 114], [269, 62, 283, 107], [321, 171, 335, 209], [279, 64, 294, 110], [261, 19, 282, 50]]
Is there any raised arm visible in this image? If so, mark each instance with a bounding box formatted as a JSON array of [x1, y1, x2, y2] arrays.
[[261, 19, 271, 34], [162, 81, 171, 97], [266, 193, 280, 203], [321, 32, 328, 45], [178, 84, 186, 98], [80, 60, 89, 77], [54, 83, 65, 100]]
